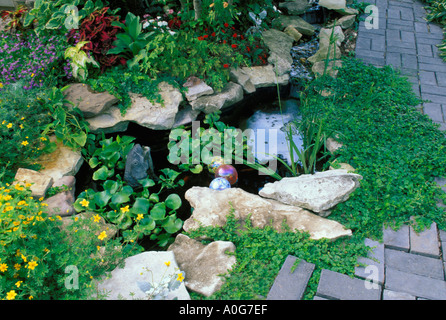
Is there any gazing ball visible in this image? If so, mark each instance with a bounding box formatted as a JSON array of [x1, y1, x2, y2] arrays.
[[208, 156, 226, 174], [214, 164, 238, 185], [209, 177, 231, 190]]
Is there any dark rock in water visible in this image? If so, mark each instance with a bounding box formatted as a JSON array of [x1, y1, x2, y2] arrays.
[[124, 144, 158, 188]]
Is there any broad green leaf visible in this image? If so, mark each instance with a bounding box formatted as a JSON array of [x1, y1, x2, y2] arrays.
[[165, 194, 182, 210], [162, 216, 183, 234], [94, 191, 111, 208], [93, 166, 112, 181], [150, 203, 166, 220], [103, 180, 120, 195], [132, 197, 151, 215], [111, 185, 133, 205]]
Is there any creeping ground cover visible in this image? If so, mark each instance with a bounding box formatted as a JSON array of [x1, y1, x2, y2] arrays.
[[184, 58, 446, 300]]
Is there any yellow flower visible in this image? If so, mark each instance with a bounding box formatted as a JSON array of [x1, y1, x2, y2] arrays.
[[15, 281, 23, 288], [14, 263, 21, 270], [177, 272, 184, 282], [31, 73, 35, 77], [0, 82, 3, 88], [3, 195, 12, 201], [80, 199, 89, 207], [21, 254, 27, 262], [209, 2, 214, 7], [17, 200, 27, 206], [21, 140, 29, 146], [120, 205, 130, 213], [136, 214, 143, 221], [223, 1, 228, 8], [26, 260, 38, 270], [6, 290, 17, 300], [98, 231, 107, 241], [164, 261, 171, 267], [93, 214, 101, 223], [0, 263, 8, 272], [29, 295, 33, 300], [40, 137, 47, 141], [6, 123, 12, 129]]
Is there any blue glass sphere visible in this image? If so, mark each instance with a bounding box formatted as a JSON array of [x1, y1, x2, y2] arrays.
[[209, 177, 231, 190]]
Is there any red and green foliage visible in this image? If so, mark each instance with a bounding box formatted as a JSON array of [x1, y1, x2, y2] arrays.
[[68, 7, 125, 71]]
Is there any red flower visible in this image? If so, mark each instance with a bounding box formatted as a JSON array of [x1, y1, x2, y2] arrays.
[[221, 29, 226, 33], [224, 22, 229, 28], [241, 35, 244, 40], [232, 33, 237, 38], [211, 32, 216, 37], [223, 40, 227, 44], [246, 46, 251, 52], [223, 64, 230, 68], [203, 34, 209, 38], [198, 36, 204, 41], [231, 44, 237, 49]]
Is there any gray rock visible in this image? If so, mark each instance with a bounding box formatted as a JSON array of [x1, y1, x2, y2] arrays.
[[124, 144, 157, 188], [13, 168, 53, 199], [183, 187, 352, 240], [311, 60, 343, 78], [35, 135, 84, 182], [44, 191, 75, 217], [87, 82, 183, 133], [318, 0, 346, 10], [259, 170, 362, 215], [96, 251, 190, 300], [383, 289, 416, 300], [183, 76, 214, 101], [279, 0, 311, 15], [262, 29, 294, 76], [190, 82, 244, 114], [64, 83, 119, 118], [241, 65, 290, 88], [168, 234, 236, 297], [273, 15, 316, 36], [229, 68, 256, 94], [284, 26, 303, 42]]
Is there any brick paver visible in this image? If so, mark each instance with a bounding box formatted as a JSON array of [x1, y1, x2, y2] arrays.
[[355, 0, 446, 127]]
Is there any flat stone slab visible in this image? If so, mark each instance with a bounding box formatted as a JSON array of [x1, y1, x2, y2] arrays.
[[267, 256, 315, 300], [385, 267, 446, 300], [385, 248, 444, 280], [316, 269, 382, 300], [259, 169, 362, 215], [355, 238, 385, 285], [13, 168, 53, 199], [409, 222, 440, 258]]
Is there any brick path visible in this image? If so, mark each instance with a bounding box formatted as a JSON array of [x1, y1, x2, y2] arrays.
[[267, 221, 446, 300], [266, 0, 446, 300], [355, 0, 446, 129]]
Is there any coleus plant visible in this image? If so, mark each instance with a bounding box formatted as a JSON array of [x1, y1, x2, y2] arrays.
[[68, 7, 124, 72]]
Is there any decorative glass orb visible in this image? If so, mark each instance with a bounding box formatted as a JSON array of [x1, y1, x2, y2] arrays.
[[209, 177, 231, 190], [214, 164, 238, 185], [208, 156, 226, 174]]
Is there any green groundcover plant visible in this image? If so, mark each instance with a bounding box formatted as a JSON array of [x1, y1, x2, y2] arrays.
[[302, 58, 446, 238]]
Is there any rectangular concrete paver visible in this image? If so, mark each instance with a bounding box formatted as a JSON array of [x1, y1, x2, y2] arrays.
[[267, 255, 315, 300], [385, 248, 444, 279], [409, 222, 440, 258], [355, 238, 385, 285], [385, 267, 446, 300], [383, 224, 410, 251], [316, 269, 382, 300]]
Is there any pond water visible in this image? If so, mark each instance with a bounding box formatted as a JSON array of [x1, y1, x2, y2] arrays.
[[74, 33, 320, 250]]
